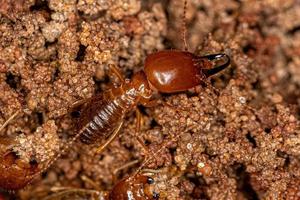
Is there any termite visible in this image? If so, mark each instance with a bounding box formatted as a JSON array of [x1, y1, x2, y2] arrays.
[[75, 0, 229, 150], [42, 174, 159, 200], [0, 0, 230, 191], [76, 50, 229, 147]]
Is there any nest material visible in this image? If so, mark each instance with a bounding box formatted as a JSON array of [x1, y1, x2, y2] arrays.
[[0, 0, 299, 199]]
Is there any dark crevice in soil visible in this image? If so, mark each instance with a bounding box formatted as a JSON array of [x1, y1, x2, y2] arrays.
[[264, 128, 271, 134], [187, 175, 209, 199], [35, 112, 44, 126], [243, 44, 257, 55], [75, 44, 86, 62], [5, 72, 21, 89], [29, 0, 52, 22], [30, 0, 51, 12], [235, 164, 259, 200], [277, 150, 290, 168], [51, 67, 60, 83], [246, 132, 257, 148], [45, 39, 57, 48], [287, 25, 300, 35]]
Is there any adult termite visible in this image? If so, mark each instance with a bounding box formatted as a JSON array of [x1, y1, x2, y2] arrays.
[[0, 0, 230, 191], [42, 174, 159, 200]]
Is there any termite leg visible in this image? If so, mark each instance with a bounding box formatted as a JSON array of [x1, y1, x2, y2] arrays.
[[203, 79, 222, 96], [107, 64, 125, 83], [201, 53, 230, 77], [135, 109, 149, 151], [81, 175, 102, 191], [69, 98, 90, 118], [113, 159, 139, 175], [0, 110, 20, 133], [136, 108, 142, 131], [140, 98, 159, 108], [71, 99, 88, 108], [134, 128, 184, 176], [45, 187, 105, 200], [135, 109, 156, 156], [96, 121, 123, 154]]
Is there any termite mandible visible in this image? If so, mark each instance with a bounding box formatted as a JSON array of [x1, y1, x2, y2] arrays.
[[0, 0, 230, 191]]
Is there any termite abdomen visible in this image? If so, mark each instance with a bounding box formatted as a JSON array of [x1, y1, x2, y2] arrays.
[[78, 94, 124, 145], [77, 71, 152, 146]]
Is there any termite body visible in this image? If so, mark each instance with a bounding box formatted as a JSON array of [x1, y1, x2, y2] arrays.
[[78, 50, 229, 147]]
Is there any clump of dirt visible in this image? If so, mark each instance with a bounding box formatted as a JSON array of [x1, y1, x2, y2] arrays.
[[0, 0, 299, 199]]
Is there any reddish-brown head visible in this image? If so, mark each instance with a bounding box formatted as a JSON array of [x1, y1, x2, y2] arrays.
[[144, 50, 230, 93], [108, 175, 159, 200]]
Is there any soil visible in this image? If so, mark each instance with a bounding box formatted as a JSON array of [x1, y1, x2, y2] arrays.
[[0, 0, 299, 199]]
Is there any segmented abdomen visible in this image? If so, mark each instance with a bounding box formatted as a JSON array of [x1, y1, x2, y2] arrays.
[[77, 94, 125, 144]]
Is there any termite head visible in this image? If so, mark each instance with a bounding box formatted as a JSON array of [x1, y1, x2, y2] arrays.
[[131, 71, 152, 99], [144, 50, 230, 93], [109, 174, 159, 200], [0, 151, 39, 190]]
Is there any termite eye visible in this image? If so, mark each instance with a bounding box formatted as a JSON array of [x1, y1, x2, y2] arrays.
[[71, 110, 81, 118], [153, 192, 159, 199], [146, 177, 154, 184]]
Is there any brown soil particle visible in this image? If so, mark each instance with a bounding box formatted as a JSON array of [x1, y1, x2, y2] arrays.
[[0, 0, 300, 199]]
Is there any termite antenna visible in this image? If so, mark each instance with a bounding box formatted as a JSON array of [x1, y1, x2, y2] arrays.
[[0, 110, 20, 133], [42, 187, 103, 200], [113, 159, 139, 175], [181, 0, 188, 51]]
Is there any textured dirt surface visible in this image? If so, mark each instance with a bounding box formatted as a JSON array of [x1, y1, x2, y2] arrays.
[[0, 0, 300, 199]]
